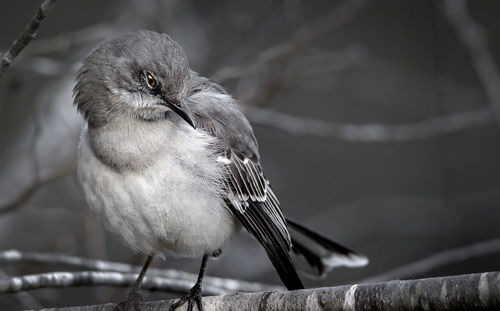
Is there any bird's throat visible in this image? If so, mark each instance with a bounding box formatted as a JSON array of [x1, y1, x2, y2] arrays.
[[86, 119, 170, 171]]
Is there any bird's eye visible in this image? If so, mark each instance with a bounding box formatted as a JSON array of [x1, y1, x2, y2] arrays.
[[145, 72, 158, 88]]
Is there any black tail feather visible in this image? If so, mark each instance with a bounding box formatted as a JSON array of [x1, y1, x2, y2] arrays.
[[234, 203, 304, 290], [286, 218, 368, 277]]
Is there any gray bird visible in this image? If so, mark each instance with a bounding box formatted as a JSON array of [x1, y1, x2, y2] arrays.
[[74, 30, 367, 311]]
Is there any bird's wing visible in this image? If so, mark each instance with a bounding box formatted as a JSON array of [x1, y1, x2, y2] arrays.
[[186, 72, 303, 290]]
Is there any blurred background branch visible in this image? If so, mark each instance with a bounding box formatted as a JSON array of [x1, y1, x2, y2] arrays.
[[211, 0, 500, 144], [360, 236, 500, 283], [218, 0, 367, 108], [0, 269, 42, 309], [0, 159, 75, 215], [27, 24, 115, 55], [211, 0, 365, 83], [0, 0, 59, 78], [443, 0, 500, 126], [0, 271, 232, 296], [0, 250, 282, 294], [243, 106, 494, 141]]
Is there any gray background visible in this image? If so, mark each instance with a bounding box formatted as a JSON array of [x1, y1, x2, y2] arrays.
[[0, 0, 499, 309]]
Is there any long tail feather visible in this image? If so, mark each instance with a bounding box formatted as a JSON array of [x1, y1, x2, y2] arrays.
[[286, 218, 368, 277]]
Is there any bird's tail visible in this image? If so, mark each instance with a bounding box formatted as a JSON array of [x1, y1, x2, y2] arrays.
[[286, 218, 368, 278]]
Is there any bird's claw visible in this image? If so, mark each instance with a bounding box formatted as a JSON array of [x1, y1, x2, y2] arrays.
[[169, 283, 203, 311], [113, 289, 143, 311]]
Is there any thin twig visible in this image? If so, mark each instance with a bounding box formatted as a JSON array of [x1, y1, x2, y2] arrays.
[[359, 236, 500, 283], [0, 250, 283, 293], [0, 271, 227, 296], [244, 106, 494, 142], [17, 55, 69, 76], [211, 0, 365, 83], [38, 272, 500, 311], [288, 45, 369, 78], [443, 0, 500, 126], [30, 101, 43, 181], [28, 24, 115, 55], [242, 0, 365, 108], [0, 49, 71, 76], [0, 269, 42, 309], [0, 0, 59, 79], [0, 159, 76, 215]]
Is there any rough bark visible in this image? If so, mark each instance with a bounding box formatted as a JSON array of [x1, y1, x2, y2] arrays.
[[36, 272, 500, 311], [0, 0, 59, 78]]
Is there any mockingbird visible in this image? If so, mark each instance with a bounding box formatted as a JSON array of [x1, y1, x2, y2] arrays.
[[74, 30, 367, 311]]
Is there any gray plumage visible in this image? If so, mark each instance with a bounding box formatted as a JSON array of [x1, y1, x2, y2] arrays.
[[74, 30, 367, 294]]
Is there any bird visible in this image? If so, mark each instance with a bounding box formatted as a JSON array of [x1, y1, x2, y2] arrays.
[[74, 30, 368, 311]]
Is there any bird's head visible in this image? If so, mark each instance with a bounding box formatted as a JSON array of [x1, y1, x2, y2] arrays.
[[74, 30, 195, 128]]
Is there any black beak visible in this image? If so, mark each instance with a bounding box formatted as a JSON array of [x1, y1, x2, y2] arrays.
[[164, 100, 196, 129]]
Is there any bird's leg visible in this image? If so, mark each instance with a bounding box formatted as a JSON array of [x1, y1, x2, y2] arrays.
[[170, 253, 210, 311], [114, 253, 154, 311]]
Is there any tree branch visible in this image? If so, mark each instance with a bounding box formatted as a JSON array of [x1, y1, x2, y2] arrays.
[[37, 272, 500, 311], [360, 236, 500, 283], [0, 269, 42, 309], [211, 0, 366, 109], [27, 24, 115, 55], [443, 0, 500, 126], [0, 250, 282, 293], [0, 271, 230, 296], [0, 0, 59, 79], [217, 0, 500, 142], [0, 159, 76, 215], [243, 106, 494, 142], [211, 0, 365, 83]]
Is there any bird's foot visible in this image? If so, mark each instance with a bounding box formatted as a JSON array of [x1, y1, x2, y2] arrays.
[[211, 249, 222, 257], [169, 283, 203, 311], [113, 289, 143, 311]]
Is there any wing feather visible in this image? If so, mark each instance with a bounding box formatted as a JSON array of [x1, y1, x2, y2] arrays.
[[187, 72, 302, 289]]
